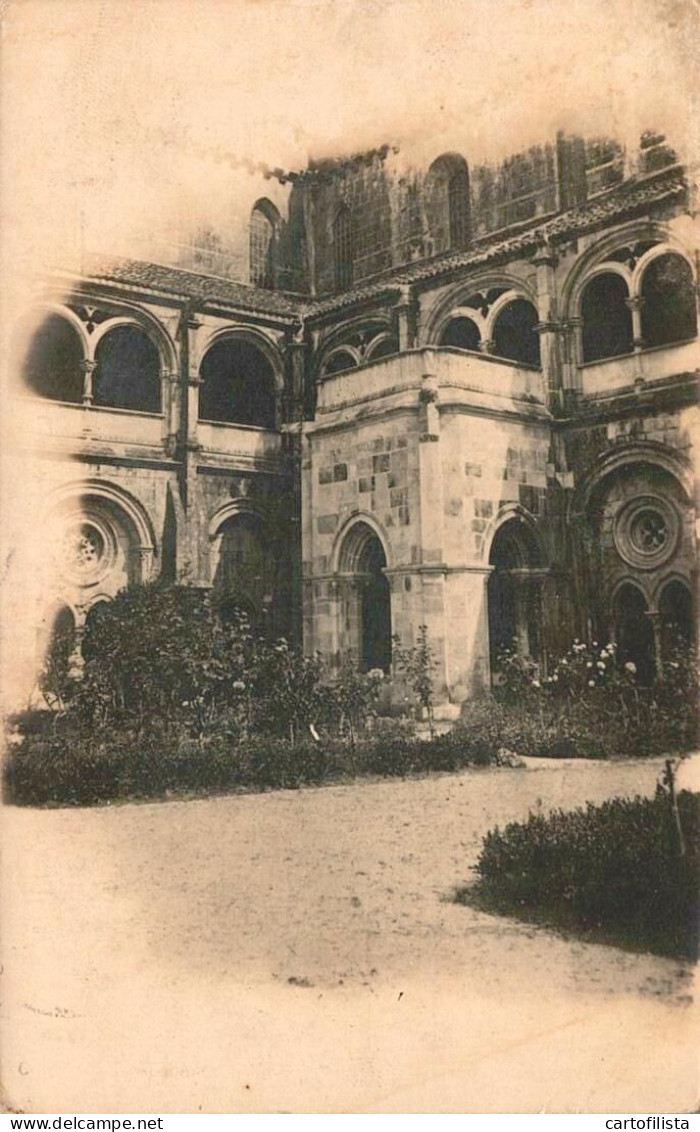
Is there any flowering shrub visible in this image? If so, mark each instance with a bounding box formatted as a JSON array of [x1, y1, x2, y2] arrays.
[[460, 790, 700, 959], [491, 636, 698, 759]]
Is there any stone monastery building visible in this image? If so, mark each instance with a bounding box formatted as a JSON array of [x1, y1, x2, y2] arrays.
[[7, 128, 699, 711]]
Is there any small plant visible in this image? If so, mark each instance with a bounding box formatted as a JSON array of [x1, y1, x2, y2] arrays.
[[392, 625, 438, 738], [327, 656, 384, 749]]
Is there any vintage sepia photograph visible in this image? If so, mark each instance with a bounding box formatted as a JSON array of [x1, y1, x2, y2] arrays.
[[1, 0, 698, 1115]]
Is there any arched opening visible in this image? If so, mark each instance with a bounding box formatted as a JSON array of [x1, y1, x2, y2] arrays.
[[659, 580, 694, 657], [492, 299, 541, 366], [333, 206, 354, 292], [249, 199, 280, 289], [322, 349, 357, 376], [211, 512, 274, 627], [426, 154, 471, 252], [338, 522, 392, 672], [94, 326, 161, 412], [16, 312, 84, 403], [580, 272, 633, 361], [488, 519, 541, 673], [37, 604, 76, 698], [366, 336, 396, 362], [199, 338, 277, 428], [439, 316, 481, 351], [640, 253, 697, 348], [613, 583, 656, 685], [81, 600, 110, 664]]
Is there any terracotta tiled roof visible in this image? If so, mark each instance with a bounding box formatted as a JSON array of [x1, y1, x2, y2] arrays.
[[82, 255, 302, 318]]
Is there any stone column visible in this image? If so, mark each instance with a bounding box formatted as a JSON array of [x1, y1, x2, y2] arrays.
[[416, 362, 448, 701], [394, 284, 418, 351], [534, 245, 561, 407], [162, 370, 180, 455], [647, 608, 663, 679], [626, 295, 646, 385], [80, 359, 97, 405]]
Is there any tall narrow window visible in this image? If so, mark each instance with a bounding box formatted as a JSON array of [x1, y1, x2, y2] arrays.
[[334, 206, 353, 291], [249, 200, 280, 289], [426, 154, 470, 254], [448, 168, 470, 249]]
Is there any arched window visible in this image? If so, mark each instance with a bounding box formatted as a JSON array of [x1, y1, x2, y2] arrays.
[[448, 168, 470, 249], [640, 253, 697, 349], [613, 583, 655, 685], [426, 154, 471, 253], [199, 338, 276, 428], [94, 326, 161, 413], [322, 350, 357, 376], [659, 580, 694, 657], [439, 316, 481, 351], [492, 299, 541, 366], [580, 273, 633, 362], [16, 312, 84, 403], [366, 336, 396, 362], [334, 206, 354, 291], [249, 200, 280, 289]]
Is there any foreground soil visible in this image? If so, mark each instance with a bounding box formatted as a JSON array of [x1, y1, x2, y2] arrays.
[[2, 756, 698, 1113]]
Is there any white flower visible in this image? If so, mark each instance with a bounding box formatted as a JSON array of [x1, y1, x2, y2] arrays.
[[560, 658, 568, 666], [624, 661, 637, 674], [551, 674, 558, 682], [532, 679, 541, 688], [588, 680, 595, 687], [586, 661, 593, 668], [592, 641, 598, 648], [597, 661, 606, 670], [232, 680, 246, 691]]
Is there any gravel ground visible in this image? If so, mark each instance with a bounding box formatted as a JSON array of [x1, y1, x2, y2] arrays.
[[2, 757, 697, 1113]]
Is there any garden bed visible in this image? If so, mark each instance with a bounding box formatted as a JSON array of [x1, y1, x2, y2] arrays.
[[456, 789, 700, 960]]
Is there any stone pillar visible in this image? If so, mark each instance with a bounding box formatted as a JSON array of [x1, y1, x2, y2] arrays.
[[394, 284, 418, 351], [647, 608, 663, 679], [80, 359, 97, 405], [626, 295, 646, 385], [288, 338, 309, 422], [162, 370, 180, 455], [442, 565, 494, 701], [415, 362, 448, 701], [534, 246, 561, 407]]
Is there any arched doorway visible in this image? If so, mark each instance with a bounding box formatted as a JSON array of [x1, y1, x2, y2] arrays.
[[338, 522, 392, 672], [488, 519, 541, 673], [613, 583, 656, 685], [659, 579, 694, 658]]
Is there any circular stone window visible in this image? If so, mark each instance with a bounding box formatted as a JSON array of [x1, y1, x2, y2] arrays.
[[614, 496, 679, 570], [58, 518, 116, 585]]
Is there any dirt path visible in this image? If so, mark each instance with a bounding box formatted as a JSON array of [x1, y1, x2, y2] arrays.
[[2, 758, 697, 1113]]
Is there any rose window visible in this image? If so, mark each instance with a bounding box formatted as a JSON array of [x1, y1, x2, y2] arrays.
[[59, 522, 109, 581], [614, 496, 678, 571], [629, 509, 667, 554]]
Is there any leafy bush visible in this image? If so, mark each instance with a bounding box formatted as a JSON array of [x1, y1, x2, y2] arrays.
[[460, 789, 700, 959]]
